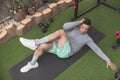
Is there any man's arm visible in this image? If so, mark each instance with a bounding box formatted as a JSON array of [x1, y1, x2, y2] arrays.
[[63, 21, 81, 31], [86, 38, 116, 71], [86, 38, 110, 62], [63, 18, 86, 31]]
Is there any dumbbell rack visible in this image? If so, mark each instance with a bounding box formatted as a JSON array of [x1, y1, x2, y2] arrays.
[[71, 0, 118, 20]]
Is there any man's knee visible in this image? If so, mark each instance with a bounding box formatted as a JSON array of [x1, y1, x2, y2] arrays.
[[58, 29, 66, 35], [37, 43, 52, 50], [37, 44, 47, 50]]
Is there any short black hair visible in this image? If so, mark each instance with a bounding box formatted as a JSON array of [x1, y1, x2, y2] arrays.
[[82, 18, 91, 26]]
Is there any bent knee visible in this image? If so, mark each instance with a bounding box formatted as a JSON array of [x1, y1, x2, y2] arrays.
[[59, 29, 65, 33], [38, 44, 47, 49], [58, 29, 65, 34], [37, 43, 52, 50]]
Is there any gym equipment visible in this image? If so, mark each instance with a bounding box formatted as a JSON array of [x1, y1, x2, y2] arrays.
[[48, 18, 54, 24], [71, 0, 119, 20], [38, 18, 54, 33], [112, 30, 120, 49], [115, 69, 120, 80], [38, 22, 47, 33], [9, 27, 105, 80]]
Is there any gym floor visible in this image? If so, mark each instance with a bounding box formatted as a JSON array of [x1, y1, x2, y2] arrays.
[[0, 0, 120, 80]]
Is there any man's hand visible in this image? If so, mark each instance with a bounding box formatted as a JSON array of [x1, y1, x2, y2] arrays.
[[107, 60, 117, 71], [80, 18, 85, 23]]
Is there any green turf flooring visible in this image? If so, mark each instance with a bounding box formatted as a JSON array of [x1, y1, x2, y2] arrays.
[[1, 0, 120, 80]]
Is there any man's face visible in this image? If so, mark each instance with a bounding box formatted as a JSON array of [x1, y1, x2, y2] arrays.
[[79, 24, 90, 34]]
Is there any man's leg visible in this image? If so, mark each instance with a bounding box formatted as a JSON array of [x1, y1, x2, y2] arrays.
[[20, 42, 52, 73], [20, 29, 68, 73], [35, 29, 68, 46], [30, 29, 68, 65], [19, 29, 68, 50], [48, 30, 71, 58], [48, 29, 68, 48], [30, 42, 53, 64]]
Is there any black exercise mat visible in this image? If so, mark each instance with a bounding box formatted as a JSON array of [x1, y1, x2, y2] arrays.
[[9, 27, 105, 80], [9, 53, 69, 80]]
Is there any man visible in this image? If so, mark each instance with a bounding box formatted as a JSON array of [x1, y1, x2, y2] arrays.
[[19, 18, 116, 73]]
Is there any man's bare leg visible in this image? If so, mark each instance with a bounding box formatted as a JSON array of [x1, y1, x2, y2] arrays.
[[31, 29, 68, 64], [19, 29, 68, 50], [35, 29, 68, 47], [47, 29, 68, 47], [20, 42, 52, 73], [31, 42, 52, 65]]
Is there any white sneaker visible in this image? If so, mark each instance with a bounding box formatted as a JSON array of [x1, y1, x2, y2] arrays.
[[20, 62, 39, 73], [19, 37, 37, 50]]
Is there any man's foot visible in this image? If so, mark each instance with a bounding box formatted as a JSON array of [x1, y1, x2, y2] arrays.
[[19, 37, 37, 50], [20, 62, 39, 73]]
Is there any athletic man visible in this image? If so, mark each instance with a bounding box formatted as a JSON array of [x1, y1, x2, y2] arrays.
[[19, 18, 116, 73]]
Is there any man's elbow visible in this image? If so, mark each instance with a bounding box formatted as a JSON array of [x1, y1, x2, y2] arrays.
[[63, 23, 68, 27], [63, 23, 69, 29]]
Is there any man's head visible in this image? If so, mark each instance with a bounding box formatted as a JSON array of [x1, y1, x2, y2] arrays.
[[79, 18, 91, 34]]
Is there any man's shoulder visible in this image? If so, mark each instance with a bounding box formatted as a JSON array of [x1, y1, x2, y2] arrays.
[[66, 26, 78, 32], [85, 33, 93, 40]]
